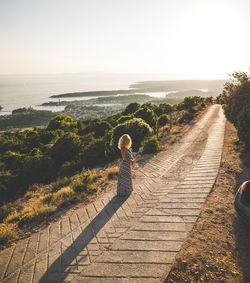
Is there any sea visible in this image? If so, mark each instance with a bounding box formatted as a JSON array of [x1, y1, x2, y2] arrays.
[[0, 72, 226, 115]]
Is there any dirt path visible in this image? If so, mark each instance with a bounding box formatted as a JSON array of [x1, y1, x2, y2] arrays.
[[165, 120, 250, 283], [0, 105, 226, 283]]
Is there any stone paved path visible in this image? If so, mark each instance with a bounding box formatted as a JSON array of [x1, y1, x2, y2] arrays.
[[0, 105, 225, 283]]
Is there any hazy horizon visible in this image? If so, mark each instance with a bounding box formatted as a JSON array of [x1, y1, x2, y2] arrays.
[[1, 0, 249, 77], [0, 71, 229, 81]]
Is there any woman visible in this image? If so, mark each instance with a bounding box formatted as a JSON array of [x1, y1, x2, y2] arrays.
[[117, 134, 135, 196]]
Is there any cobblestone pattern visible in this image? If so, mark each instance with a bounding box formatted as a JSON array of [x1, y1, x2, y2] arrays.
[[0, 105, 225, 283]]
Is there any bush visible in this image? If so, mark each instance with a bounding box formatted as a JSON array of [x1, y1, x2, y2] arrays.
[[134, 108, 157, 130], [0, 183, 8, 200], [178, 111, 195, 123], [237, 104, 250, 145], [178, 96, 201, 112], [154, 103, 174, 116], [142, 136, 160, 154], [20, 154, 57, 185], [117, 115, 134, 125], [158, 114, 169, 128], [80, 120, 111, 138], [80, 138, 107, 168], [123, 103, 141, 115], [218, 72, 250, 145], [141, 102, 157, 111], [49, 132, 81, 165], [72, 169, 94, 193], [58, 161, 78, 177], [112, 118, 153, 151], [47, 114, 76, 131]]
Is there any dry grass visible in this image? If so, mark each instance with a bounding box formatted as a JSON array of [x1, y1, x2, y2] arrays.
[[18, 203, 57, 225], [0, 223, 18, 244], [106, 167, 119, 180], [51, 186, 78, 207], [0, 166, 116, 248]]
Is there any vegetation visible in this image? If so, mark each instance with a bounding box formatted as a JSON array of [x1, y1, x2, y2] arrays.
[[112, 118, 153, 151], [0, 108, 57, 130], [216, 72, 250, 145], [0, 95, 211, 246], [158, 114, 169, 128], [142, 136, 160, 154]]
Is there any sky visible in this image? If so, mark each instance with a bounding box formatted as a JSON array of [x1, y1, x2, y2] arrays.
[[0, 0, 249, 77]]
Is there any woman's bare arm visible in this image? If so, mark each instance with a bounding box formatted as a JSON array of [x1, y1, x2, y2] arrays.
[[121, 148, 134, 163]]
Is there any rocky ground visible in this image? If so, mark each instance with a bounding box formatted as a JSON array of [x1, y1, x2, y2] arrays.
[[165, 120, 250, 283]]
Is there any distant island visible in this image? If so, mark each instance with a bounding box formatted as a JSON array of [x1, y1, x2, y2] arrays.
[[50, 89, 136, 98], [50, 79, 227, 98], [0, 105, 3, 111]]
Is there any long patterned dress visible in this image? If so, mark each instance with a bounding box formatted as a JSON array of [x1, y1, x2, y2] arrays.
[[117, 148, 133, 196]]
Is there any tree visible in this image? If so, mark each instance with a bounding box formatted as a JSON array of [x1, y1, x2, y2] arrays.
[[123, 103, 141, 115], [218, 72, 250, 145], [80, 138, 107, 168], [158, 114, 169, 128], [154, 103, 173, 116], [223, 72, 250, 126], [112, 118, 153, 151], [134, 108, 157, 132], [49, 132, 81, 165], [236, 103, 250, 145], [157, 114, 169, 137], [78, 120, 111, 138], [116, 115, 134, 125], [142, 136, 160, 154], [47, 114, 76, 131]]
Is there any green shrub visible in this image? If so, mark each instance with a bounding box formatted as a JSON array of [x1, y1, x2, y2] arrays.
[[123, 103, 141, 115], [134, 108, 157, 130], [80, 138, 107, 168], [58, 161, 78, 177], [218, 72, 250, 145], [20, 155, 57, 185], [30, 148, 42, 156], [112, 118, 153, 151], [47, 114, 76, 131], [142, 136, 160, 154], [80, 120, 111, 138], [141, 102, 157, 111], [72, 169, 94, 193], [178, 111, 195, 123], [117, 115, 134, 125], [237, 104, 250, 145], [154, 103, 174, 116], [49, 132, 81, 165], [0, 182, 8, 200], [158, 114, 169, 128]]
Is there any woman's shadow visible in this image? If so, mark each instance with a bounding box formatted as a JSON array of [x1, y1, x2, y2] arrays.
[[39, 195, 129, 282]]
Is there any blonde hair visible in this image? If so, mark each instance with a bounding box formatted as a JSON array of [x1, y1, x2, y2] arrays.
[[118, 134, 132, 150]]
